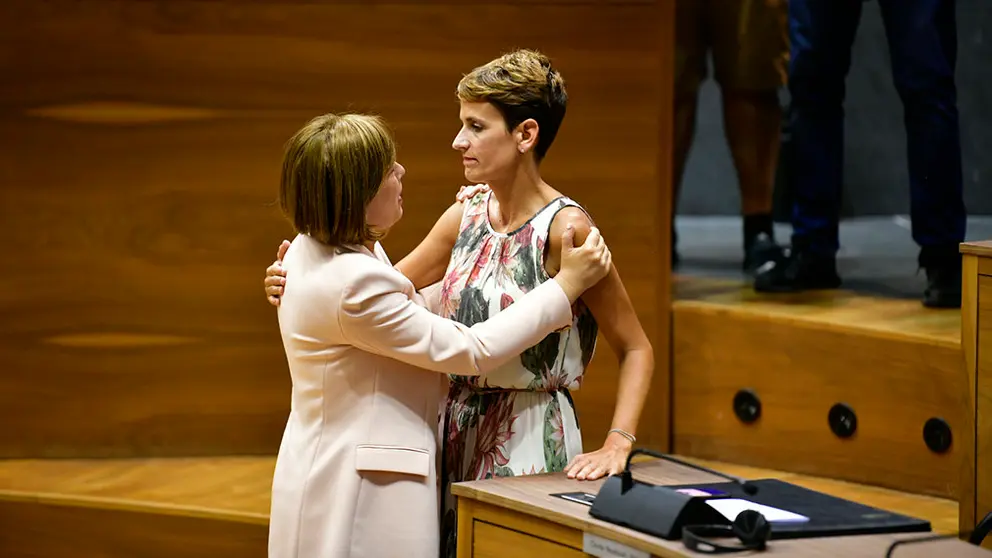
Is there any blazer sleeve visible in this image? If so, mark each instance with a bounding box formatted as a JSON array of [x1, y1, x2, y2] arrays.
[[417, 281, 443, 314], [338, 267, 573, 376]]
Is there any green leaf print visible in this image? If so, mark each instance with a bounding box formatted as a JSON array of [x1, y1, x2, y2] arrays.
[[454, 220, 488, 257], [494, 466, 515, 478], [575, 302, 599, 367], [455, 287, 489, 328], [543, 397, 567, 472], [511, 244, 539, 288], [521, 333, 560, 386], [457, 397, 481, 431]]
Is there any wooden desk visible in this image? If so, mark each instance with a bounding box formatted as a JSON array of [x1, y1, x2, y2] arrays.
[[961, 241, 992, 547], [453, 459, 989, 558]]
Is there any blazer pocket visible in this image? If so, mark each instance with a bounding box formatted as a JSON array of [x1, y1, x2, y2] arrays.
[[355, 444, 431, 477]]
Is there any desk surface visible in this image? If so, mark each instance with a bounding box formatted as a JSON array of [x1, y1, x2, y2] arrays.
[[452, 459, 989, 557], [961, 240, 992, 257]]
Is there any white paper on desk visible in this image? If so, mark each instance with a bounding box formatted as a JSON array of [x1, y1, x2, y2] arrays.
[[705, 498, 810, 523]]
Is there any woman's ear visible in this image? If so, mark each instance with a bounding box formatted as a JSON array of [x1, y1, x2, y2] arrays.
[[516, 119, 540, 154]]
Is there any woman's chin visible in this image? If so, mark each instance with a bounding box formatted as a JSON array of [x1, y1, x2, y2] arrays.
[[463, 168, 483, 183]]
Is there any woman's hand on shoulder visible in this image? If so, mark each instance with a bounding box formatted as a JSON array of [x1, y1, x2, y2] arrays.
[[546, 207, 594, 277], [554, 225, 612, 303], [455, 183, 489, 202]]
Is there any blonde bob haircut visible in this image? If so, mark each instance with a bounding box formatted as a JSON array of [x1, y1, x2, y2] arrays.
[[278, 113, 396, 246]]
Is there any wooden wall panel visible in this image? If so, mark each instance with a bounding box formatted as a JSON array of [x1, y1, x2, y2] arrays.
[[673, 301, 966, 499], [0, 1, 672, 456], [976, 276, 992, 546]]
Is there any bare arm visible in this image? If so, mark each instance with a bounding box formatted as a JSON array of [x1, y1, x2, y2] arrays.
[[546, 208, 654, 480], [392, 201, 464, 289]]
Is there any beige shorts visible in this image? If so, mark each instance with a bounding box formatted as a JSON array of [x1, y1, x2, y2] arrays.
[[675, 0, 789, 95]]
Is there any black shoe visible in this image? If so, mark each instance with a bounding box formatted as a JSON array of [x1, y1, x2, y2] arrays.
[[753, 247, 842, 293], [743, 232, 785, 274], [922, 264, 962, 308]]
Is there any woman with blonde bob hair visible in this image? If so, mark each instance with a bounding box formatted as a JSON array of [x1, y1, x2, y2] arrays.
[[267, 112, 612, 558]]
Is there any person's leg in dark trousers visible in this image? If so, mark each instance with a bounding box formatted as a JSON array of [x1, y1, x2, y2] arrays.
[[754, 0, 861, 292], [878, 0, 966, 307]]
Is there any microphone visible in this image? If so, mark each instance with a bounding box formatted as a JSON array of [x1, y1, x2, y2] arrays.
[[621, 448, 758, 496], [884, 511, 992, 557]]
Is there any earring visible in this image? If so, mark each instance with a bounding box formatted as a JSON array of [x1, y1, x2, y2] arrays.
[[519, 146, 525, 153]]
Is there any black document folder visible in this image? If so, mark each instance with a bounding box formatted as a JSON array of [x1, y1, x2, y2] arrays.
[[668, 478, 932, 539]]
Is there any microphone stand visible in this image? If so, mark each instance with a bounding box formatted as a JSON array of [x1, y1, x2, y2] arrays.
[[589, 447, 760, 540], [884, 511, 992, 557], [622, 448, 758, 496]]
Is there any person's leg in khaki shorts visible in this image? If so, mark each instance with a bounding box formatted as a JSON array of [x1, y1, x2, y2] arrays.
[[708, 0, 789, 271]]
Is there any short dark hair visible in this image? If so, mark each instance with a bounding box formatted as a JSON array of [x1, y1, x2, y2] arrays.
[[456, 49, 568, 161]]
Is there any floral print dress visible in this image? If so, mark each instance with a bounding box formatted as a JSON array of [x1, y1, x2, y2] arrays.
[[439, 191, 599, 556]]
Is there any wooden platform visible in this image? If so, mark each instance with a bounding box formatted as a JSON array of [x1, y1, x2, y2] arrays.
[[0, 457, 271, 558], [672, 275, 966, 500], [0, 456, 959, 556]]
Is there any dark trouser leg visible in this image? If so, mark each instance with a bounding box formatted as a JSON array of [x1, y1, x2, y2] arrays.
[[787, 0, 863, 255], [878, 0, 965, 307], [878, 0, 966, 262], [754, 0, 860, 292]]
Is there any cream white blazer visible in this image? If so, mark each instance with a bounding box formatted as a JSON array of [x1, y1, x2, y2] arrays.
[[268, 234, 573, 558]]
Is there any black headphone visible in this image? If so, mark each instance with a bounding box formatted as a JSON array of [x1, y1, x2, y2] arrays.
[[682, 509, 771, 554]]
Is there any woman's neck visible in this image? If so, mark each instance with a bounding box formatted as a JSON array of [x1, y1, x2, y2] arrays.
[[486, 162, 555, 233]]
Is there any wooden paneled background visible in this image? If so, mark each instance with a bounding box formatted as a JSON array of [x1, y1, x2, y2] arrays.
[[0, 1, 674, 458]]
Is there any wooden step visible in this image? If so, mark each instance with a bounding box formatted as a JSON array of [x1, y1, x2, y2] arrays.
[[0, 457, 271, 558], [0, 456, 958, 556], [672, 275, 965, 500]]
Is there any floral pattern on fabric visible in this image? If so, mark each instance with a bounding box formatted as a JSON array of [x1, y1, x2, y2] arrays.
[[439, 191, 598, 557]]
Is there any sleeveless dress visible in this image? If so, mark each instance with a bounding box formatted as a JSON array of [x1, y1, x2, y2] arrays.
[[438, 191, 599, 556]]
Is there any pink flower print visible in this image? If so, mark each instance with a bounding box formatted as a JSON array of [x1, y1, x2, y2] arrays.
[[443, 399, 471, 480], [546, 366, 571, 391], [499, 224, 532, 269], [526, 464, 546, 475], [514, 223, 535, 247], [467, 236, 494, 284], [439, 269, 464, 318], [469, 395, 517, 480]]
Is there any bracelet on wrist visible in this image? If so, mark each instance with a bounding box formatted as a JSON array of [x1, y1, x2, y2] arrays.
[[608, 428, 636, 445]]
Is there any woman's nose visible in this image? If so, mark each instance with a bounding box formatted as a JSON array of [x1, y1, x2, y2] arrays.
[[452, 130, 468, 150]]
